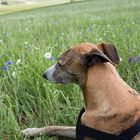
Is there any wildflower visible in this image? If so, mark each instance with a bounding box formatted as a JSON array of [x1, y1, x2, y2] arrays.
[[4, 60, 13, 65], [0, 39, 3, 43], [44, 52, 51, 58], [44, 52, 54, 60], [137, 55, 140, 59], [12, 72, 16, 78], [2, 66, 9, 71], [25, 28, 28, 31], [120, 57, 123, 62], [128, 55, 140, 63], [128, 57, 133, 63], [107, 24, 111, 28], [98, 38, 103, 41], [24, 42, 28, 45], [23, 42, 29, 48], [134, 55, 140, 62], [87, 26, 92, 31], [49, 56, 54, 61], [4, 32, 11, 36], [35, 47, 39, 50], [124, 29, 129, 33], [127, 48, 133, 52], [16, 59, 21, 65]]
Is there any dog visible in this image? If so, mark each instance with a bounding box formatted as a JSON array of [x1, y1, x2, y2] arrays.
[[22, 42, 140, 140]]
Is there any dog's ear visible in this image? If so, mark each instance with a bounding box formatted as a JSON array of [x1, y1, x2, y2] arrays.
[[80, 43, 120, 67], [99, 43, 120, 65]]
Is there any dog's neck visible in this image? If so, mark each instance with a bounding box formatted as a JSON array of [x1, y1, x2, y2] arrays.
[[80, 62, 140, 133], [81, 62, 137, 116]]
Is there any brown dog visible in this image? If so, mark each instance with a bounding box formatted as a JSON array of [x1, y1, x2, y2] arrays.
[[22, 43, 140, 140]]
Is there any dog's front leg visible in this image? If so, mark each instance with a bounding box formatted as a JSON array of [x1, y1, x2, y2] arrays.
[[22, 126, 76, 139]]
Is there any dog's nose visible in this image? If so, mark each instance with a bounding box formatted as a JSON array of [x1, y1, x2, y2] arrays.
[[43, 72, 47, 79]]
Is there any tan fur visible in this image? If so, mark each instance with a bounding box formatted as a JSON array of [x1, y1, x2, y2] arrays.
[[81, 63, 140, 138], [23, 43, 140, 140]]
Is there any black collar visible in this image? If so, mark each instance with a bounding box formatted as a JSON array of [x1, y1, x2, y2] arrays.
[[76, 108, 140, 140]]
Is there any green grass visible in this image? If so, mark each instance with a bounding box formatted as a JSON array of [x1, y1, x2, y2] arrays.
[[0, 0, 140, 139], [0, 0, 81, 15]]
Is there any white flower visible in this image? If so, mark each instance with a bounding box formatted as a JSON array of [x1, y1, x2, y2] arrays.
[[35, 47, 39, 50], [25, 28, 28, 31], [16, 59, 21, 65], [44, 52, 52, 59], [98, 38, 103, 41], [120, 57, 123, 62], [24, 42, 28, 45], [0, 39, 3, 43], [12, 72, 16, 78]]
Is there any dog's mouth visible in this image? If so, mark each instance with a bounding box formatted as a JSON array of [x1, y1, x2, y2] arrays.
[[43, 72, 69, 84]]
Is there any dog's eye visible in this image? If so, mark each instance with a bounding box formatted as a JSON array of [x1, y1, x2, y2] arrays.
[[56, 62, 62, 67]]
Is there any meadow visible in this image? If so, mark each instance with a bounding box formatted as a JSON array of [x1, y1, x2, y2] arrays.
[[0, 0, 140, 139], [0, 0, 78, 15]]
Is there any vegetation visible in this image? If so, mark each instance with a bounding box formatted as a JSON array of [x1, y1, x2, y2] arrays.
[[0, 0, 140, 139], [0, 0, 81, 15]]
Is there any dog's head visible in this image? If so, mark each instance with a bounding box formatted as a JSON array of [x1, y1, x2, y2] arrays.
[[43, 43, 120, 85]]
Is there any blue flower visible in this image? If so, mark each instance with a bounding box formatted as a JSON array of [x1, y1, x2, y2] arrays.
[[128, 55, 140, 63], [124, 29, 130, 33], [49, 56, 54, 61], [87, 26, 93, 31], [127, 48, 133, 52], [134, 55, 140, 62], [128, 57, 133, 63], [137, 55, 140, 59], [4, 32, 11, 36], [2, 66, 9, 71], [4, 60, 13, 65]]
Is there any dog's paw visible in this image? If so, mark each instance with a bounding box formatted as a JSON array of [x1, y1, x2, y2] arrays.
[[22, 128, 38, 137]]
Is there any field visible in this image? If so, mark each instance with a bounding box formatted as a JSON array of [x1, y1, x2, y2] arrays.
[[0, 0, 79, 15], [0, 0, 140, 139]]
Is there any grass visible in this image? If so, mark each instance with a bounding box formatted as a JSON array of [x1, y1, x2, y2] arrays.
[[0, 0, 140, 139], [0, 0, 81, 15]]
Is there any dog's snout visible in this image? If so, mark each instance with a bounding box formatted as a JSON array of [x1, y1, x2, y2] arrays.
[[43, 72, 47, 79]]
